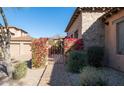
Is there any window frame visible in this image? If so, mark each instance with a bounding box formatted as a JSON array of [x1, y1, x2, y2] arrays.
[[116, 20, 124, 55], [74, 30, 78, 38]]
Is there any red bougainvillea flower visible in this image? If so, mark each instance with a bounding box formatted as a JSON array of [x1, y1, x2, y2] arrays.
[[32, 38, 48, 68], [64, 38, 84, 52]]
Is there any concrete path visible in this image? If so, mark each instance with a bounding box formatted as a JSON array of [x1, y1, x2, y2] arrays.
[[0, 67, 45, 86], [38, 54, 72, 86]]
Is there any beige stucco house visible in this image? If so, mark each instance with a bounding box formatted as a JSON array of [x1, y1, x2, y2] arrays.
[[1, 26, 33, 61], [104, 8, 124, 71], [65, 7, 124, 72]]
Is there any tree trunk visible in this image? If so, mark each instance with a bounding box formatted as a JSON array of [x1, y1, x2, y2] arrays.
[[2, 43, 12, 77], [0, 8, 12, 77]]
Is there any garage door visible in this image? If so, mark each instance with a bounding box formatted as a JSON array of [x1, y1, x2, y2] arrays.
[[21, 43, 31, 60], [23, 43, 31, 55], [10, 43, 20, 59]]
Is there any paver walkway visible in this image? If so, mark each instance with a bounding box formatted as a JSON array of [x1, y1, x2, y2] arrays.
[[38, 54, 72, 86]]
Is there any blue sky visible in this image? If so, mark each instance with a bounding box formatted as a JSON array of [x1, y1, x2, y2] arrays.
[[0, 7, 76, 38]]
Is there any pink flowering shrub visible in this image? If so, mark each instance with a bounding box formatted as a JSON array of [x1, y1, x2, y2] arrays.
[[32, 38, 48, 68], [64, 38, 84, 53]]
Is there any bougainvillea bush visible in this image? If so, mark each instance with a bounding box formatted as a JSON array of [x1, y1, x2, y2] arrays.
[[32, 38, 48, 68], [64, 38, 84, 54]]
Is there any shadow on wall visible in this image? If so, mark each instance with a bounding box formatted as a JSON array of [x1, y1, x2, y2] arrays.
[[82, 18, 109, 65], [82, 18, 105, 50]]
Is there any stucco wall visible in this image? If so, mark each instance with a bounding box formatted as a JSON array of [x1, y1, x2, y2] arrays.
[[82, 12, 105, 50], [67, 14, 82, 39], [82, 12, 104, 33], [105, 10, 124, 71]]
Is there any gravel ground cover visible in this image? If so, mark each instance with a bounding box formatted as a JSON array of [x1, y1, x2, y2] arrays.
[[98, 67, 124, 86], [79, 66, 124, 86]]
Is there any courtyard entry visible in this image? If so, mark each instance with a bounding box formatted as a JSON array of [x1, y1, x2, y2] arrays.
[[48, 38, 65, 63], [48, 38, 64, 56]]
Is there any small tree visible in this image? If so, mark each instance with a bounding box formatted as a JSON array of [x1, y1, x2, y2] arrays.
[[0, 7, 12, 77]]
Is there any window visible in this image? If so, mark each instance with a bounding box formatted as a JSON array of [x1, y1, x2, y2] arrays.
[[117, 21, 124, 54], [74, 30, 78, 38], [71, 34, 73, 38]]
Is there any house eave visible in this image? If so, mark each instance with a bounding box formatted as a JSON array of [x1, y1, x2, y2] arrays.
[[65, 7, 81, 32], [65, 7, 114, 33], [101, 7, 124, 22]]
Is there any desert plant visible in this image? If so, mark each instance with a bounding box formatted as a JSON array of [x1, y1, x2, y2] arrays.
[[87, 46, 104, 67], [66, 51, 87, 73], [80, 66, 107, 86], [13, 62, 27, 80]]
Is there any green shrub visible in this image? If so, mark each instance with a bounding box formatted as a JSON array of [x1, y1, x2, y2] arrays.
[[80, 66, 107, 86], [96, 78, 107, 86], [87, 46, 104, 67], [66, 51, 87, 73], [13, 62, 27, 80]]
